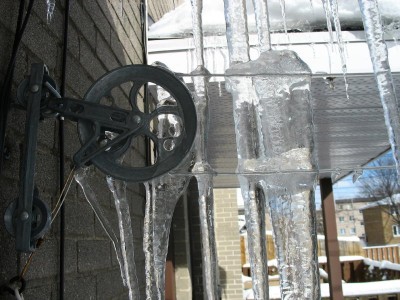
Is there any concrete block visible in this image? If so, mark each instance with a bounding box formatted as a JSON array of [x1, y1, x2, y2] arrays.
[[67, 25, 81, 60], [61, 199, 95, 237], [65, 56, 94, 97], [37, 118, 57, 151], [96, 33, 120, 71], [64, 275, 96, 300], [96, 268, 126, 300], [62, 120, 81, 161], [21, 283, 53, 300], [82, 0, 111, 44], [0, 135, 21, 181], [22, 13, 58, 70], [78, 239, 111, 273], [0, 1, 19, 31], [69, 1, 96, 49], [80, 38, 106, 81], [24, 238, 59, 280], [35, 150, 59, 196]]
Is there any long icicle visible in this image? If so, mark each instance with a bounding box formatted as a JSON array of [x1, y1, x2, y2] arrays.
[[74, 167, 128, 287], [107, 176, 140, 300], [190, 0, 220, 298], [358, 0, 400, 179], [145, 176, 190, 300]]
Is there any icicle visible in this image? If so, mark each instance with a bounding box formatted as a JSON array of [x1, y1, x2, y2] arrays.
[[74, 167, 128, 287], [225, 48, 320, 299], [223, 0, 250, 65], [107, 176, 140, 300], [359, 0, 400, 179], [190, 0, 220, 297], [144, 176, 190, 300], [331, 168, 341, 182], [252, 0, 271, 52], [279, 0, 290, 45], [191, 0, 205, 67], [352, 167, 363, 183], [328, 0, 349, 98], [322, 0, 349, 98], [196, 174, 219, 299], [263, 184, 319, 299], [46, 0, 56, 23], [224, 1, 269, 298], [321, 0, 334, 46], [240, 177, 268, 299]]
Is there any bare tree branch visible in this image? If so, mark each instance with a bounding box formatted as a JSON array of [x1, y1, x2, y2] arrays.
[[358, 157, 400, 225]]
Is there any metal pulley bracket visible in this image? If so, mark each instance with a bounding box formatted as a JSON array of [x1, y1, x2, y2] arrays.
[[7, 64, 52, 252], [6, 63, 197, 252]]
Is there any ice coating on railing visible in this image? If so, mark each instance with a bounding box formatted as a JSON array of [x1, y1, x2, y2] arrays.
[[248, 49, 319, 299], [358, 0, 400, 179], [74, 167, 127, 287], [107, 176, 140, 300], [224, 0, 269, 298], [191, 0, 205, 66], [224, 0, 320, 296], [252, 0, 271, 52], [223, 0, 250, 65]]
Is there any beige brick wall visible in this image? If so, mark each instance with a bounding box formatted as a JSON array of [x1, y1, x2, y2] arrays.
[[214, 188, 243, 300]]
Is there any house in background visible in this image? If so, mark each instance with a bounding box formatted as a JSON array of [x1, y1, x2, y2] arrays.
[[360, 196, 400, 246], [335, 198, 371, 240]]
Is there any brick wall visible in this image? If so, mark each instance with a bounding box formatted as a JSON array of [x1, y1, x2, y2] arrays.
[[172, 193, 192, 300], [0, 1, 167, 299], [214, 188, 243, 300]]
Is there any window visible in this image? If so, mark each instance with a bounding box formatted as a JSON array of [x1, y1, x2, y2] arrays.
[[339, 205, 343, 210], [339, 216, 345, 222], [360, 221, 364, 226], [350, 228, 356, 235], [340, 228, 346, 235], [393, 225, 400, 237], [349, 215, 355, 221]]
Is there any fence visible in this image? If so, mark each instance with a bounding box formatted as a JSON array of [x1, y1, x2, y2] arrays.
[[364, 244, 400, 264], [240, 233, 364, 265]]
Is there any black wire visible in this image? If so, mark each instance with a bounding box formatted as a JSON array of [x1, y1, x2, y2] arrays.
[[0, 0, 35, 173], [59, 1, 70, 299]]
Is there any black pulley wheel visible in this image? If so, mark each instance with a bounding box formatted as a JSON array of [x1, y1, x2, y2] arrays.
[[4, 197, 51, 240], [77, 65, 196, 182]]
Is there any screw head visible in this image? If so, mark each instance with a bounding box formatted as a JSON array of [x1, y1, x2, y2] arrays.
[[132, 115, 141, 124], [20, 211, 29, 221], [31, 85, 40, 93]]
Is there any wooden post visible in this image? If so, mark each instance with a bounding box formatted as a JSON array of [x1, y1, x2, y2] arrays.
[[320, 177, 344, 300]]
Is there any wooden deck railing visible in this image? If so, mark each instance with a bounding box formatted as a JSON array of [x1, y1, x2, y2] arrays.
[[363, 244, 400, 264]]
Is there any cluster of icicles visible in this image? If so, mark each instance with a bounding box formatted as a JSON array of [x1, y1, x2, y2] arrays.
[[73, 0, 399, 299]]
